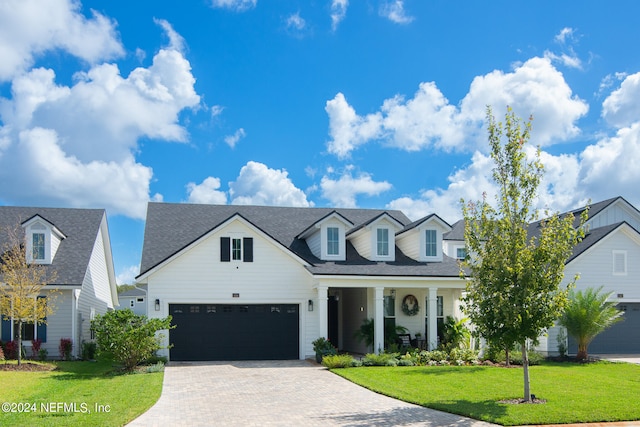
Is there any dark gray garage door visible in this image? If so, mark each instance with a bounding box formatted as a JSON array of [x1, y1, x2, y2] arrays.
[[569, 303, 640, 354], [169, 304, 299, 361]]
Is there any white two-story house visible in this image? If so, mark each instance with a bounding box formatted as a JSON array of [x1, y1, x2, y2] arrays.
[[0, 207, 118, 359], [136, 203, 467, 361]]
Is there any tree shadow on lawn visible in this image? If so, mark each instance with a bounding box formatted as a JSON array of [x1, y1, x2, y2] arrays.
[[396, 366, 489, 376], [429, 399, 509, 424], [48, 361, 140, 381], [316, 403, 504, 426]]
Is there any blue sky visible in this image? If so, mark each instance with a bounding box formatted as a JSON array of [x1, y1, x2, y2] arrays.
[[1, 0, 640, 284]]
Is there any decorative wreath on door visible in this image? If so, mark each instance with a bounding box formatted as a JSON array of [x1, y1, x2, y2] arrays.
[[401, 294, 419, 316]]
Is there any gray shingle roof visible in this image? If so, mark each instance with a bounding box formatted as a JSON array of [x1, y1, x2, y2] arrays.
[[139, 202, 463, 278], [0, 206, 106, 285]]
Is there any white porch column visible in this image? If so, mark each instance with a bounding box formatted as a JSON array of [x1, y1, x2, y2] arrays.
[[318, 286, 329, 338], [428, 287, 438, 350], [374, 287, 384, 354]]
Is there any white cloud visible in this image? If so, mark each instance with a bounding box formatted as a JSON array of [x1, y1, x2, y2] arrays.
[[379, 1, 414, 24], [326, 57, 588, 158], [331, 0, 349, 31], [602, 72, 640, 128], [224, 128, 246, 148], [459, 57, 588, 147], [544, 50, 582, 70], [210, 0, 257, 12], [0, 19, 201, 219], [325, 92, 382, 158], [0, 128, 154, 218], [0, 0, 124, 81], [229, 161, 312, 207], [186, 177, 228, 205], [153, 18, 186, 53], [580, 122, 640, 202], [320, 167, 392, 208], [554, 27, 576, 44], [116, 265, 140, 286], [286, 12, 306, 31]]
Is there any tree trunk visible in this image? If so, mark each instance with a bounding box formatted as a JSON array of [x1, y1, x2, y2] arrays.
[[17, 319, 22, 366], [576, 343, 588, 361], [522, 342, 531, 402], [505, 347, 510, 366]]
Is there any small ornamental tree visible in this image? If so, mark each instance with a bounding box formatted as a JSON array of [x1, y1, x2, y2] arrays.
[[559, 286, 624, 360], [0, 224, 58, 366], [91, 309, 174, 372], [462, 106, 587, 401]]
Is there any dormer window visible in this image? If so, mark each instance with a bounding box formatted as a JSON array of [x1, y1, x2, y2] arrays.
[[22, 215, 65, 265], [377, 228, 389, 256], [32, 233, 45, 260], [327, 227, 340, 256], [425, 230, 437, 257]]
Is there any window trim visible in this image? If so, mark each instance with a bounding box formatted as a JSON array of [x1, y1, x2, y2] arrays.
[[220, 236, 254, 263], [376, 228, 390, 257], [613, 250, 627, 276], [425, 229, 438, 257], [327, 227, 340, 256]]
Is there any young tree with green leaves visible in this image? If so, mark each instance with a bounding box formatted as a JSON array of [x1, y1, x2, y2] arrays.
[[462, 106, 587, 401], [559, 286, 624, 361], [0, 224, 58, 365], [91, 309, 174, 371]]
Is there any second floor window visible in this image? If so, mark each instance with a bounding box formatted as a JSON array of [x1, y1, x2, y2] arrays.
[[33, 233, 45, 260], [425, 230, 437, 257], [327, 227, 339, 255], [377, 228, 389, 256], [232, 238, 242, 260]]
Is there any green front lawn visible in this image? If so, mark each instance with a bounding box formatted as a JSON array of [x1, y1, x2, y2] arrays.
[[333, 361, 640, 426], [0, 361, 163, 427]]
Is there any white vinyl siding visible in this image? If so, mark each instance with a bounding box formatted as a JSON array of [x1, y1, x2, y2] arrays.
[[613, 250, 627, 275], [144, 219, 317, 360]]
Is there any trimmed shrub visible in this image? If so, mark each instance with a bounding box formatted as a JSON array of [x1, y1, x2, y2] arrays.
[[321, 354, 356, 369], [31, 339, 42, 359], [4, 340, 18, 359], [38, 348, 48, 361], [362, 353, 398, 366], [81, 341, 97, 360], [59, 338, 73, 360]]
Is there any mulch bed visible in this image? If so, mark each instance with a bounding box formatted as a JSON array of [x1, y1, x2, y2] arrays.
[[499, 397, 547, 404], [0, 362, 57, 371]]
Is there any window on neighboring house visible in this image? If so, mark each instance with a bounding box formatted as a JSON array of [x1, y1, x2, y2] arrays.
[[327, 227, 339, 256], [220, 237, 254, 262], [33, 233, 45, 260], [425, 230, 437, 257], [377, 228, 389, 256], [15, 321, 35, 341], [456, 247, 466, 260], [613, 250, 627, 275]]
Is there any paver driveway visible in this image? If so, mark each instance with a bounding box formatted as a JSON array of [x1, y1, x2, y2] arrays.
[[127, 360, 497, 427]]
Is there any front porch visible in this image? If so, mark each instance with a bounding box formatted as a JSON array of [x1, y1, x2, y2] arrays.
[[313, 279, 465, 354]]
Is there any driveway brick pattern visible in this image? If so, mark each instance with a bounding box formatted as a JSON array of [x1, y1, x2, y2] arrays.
[[127, 360, 497, 427]]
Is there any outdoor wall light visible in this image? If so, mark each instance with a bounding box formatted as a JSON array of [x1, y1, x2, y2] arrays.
[[308, 299, 313, 311], [155, 299, 160, 311]]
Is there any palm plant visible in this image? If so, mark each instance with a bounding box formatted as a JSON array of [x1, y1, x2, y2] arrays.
[[559, 286, 624, 360]]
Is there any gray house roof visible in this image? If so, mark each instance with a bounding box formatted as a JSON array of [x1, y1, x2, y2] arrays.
[[0, 206, 107, 285], [139, 202, 463, 279], [118, 284, 147, 297]]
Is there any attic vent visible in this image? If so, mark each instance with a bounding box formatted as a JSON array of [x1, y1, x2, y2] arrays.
[[613, 251, 627, 275]]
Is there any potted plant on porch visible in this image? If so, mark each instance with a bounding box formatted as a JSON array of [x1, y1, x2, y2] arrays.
[[312, 337, 337, 363]]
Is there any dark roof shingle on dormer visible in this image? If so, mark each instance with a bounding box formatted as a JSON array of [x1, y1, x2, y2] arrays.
[[139, 203, 463, 278], [0, 206, 105, 285]]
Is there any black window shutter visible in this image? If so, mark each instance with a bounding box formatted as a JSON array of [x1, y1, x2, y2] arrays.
[[1, 317, 10, 342], [243, 237, 253, 262], [220, 237, 231, 262], [37, 296, 47, 342]]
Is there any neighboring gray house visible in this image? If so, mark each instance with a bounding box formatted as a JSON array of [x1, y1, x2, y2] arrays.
[[136, 203, 467, 362], [0, 207, 118, 359], [534, 196, 640, 355], [117, 285, 148, 316]]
